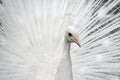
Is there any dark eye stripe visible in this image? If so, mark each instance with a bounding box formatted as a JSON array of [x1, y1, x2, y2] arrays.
[[68, 33, 72, 36]]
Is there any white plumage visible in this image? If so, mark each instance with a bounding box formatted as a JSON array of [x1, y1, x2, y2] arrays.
[[0, 0, 120, 80]]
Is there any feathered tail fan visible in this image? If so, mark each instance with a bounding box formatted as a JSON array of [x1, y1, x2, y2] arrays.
[[0, 0, 120, 80]]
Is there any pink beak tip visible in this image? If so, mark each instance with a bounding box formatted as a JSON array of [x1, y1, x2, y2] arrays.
[[74, 38, 81, 47], [77, 43, 81, 47]]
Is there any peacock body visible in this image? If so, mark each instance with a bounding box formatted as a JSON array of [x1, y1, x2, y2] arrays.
[[0, 0, 120, 80]]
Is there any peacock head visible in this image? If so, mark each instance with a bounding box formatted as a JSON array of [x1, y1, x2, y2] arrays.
[[65, 26, 81, 47]]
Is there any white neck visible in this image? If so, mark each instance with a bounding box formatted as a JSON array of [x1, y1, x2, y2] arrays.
[[55, 38, 73, 80]]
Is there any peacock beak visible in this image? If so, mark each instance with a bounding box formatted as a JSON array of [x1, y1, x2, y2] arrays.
[[73, 37, 81, 47]]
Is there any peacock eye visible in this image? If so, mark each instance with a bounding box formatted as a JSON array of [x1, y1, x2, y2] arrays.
[[68, 32, 72, 36]]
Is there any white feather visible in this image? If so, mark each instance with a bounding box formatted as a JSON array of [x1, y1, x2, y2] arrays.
[[0, 0, 120, 80]]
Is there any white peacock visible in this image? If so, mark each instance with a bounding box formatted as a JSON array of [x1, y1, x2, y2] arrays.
[[0, 0, 120, 80]]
